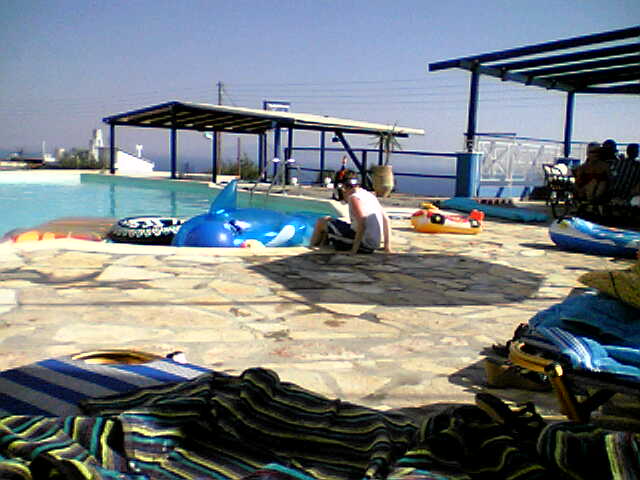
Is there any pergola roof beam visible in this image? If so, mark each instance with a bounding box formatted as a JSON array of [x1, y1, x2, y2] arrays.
[[582, 83, 640, 94], [112, 103, 174, 123], [542, 64, 640, 86], [461, 61, 576, 91], [490, 43, 640, 71], [515, 54, 640, 78], [187, 117, 271, 132], [429, 25, 640, 71]]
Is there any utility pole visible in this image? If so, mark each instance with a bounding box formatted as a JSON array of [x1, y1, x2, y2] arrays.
[[216, 81, 223, 174]]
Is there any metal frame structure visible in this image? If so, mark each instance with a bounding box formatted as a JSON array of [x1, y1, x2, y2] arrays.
[[102, 101, 423, 183], [429, 26, 639, 156]]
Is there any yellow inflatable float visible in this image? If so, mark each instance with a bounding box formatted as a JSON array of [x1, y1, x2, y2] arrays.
[[5, 217, 116, 243], [411, 202, 484, 234]]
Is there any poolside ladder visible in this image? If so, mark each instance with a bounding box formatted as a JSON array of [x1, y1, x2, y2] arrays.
[[248, 157, 302, 202]]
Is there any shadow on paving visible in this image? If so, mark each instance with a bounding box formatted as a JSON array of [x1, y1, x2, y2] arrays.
[[519, 242, 558, 251], [447, 359, 487, 397], [248, 252, 544, 307]]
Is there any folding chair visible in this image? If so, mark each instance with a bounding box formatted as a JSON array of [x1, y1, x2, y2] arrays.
[[542, 163, 576, 218]]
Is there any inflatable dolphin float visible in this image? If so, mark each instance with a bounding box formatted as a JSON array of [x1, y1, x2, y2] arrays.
[[172, 180, 322, 248]]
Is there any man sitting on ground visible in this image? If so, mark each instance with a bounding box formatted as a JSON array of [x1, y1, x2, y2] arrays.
[[310, 171, 392, 254]]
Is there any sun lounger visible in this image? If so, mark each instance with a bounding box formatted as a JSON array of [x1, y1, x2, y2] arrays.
[[507, 284, 640, 424], [509, 336, 640, 423]]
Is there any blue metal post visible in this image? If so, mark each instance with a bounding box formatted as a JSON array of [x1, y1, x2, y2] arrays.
[[272, 122, 281, 178], [287, 128, 293, 157], [211, 132, 218, 183], [170, 127, 177, 179], [109, 123, 115, 174], [285, 127, 294, 184], [258, 134, 266, 182], [257, 134, 262, 177], [563, 91, 575, 158], [455, 152, 482, 197], [465, 67, 480, 153], [319, 132, 326, 184]]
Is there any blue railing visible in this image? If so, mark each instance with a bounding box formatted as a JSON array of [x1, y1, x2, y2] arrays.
[[287, 146, 459, 196]]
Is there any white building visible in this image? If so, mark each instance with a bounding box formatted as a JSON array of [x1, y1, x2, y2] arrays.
[[93, 129, 155, 173]]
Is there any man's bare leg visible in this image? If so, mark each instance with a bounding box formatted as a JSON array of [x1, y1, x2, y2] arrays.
[[310, 216, 331, 247]]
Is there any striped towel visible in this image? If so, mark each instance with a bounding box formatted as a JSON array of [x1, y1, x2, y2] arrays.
[[536, 326, 640, 379], [538, 422, 640, 479], [1, 368, 420, 480], [0, 355, 209, 417]]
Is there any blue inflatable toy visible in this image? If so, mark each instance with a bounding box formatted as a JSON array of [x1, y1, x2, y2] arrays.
[[441, 197, 548, 223], [549, 217, 640, 258], [172, 180, 322, 248]]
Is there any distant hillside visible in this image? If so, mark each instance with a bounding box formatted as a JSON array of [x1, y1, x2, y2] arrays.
[[0, 149, 44, 159]]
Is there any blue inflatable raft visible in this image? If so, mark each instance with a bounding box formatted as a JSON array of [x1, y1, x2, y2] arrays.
[[440, 197, 548, 223], [549, 217, 640, 258]]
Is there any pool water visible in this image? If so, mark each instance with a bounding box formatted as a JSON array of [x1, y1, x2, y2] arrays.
[[0, 173, 338, 237]]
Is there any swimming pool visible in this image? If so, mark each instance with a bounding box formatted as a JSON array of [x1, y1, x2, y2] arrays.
[[0, 172, 341, 238]]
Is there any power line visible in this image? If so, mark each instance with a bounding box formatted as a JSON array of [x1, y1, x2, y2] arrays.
[[0, 76, 635, 119]]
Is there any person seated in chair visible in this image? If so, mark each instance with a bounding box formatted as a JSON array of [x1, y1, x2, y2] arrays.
[[625, 143, 639, 162], [573, 143, 611, 204], [311, 170, 391, 254], [601, 138, 622, 165]]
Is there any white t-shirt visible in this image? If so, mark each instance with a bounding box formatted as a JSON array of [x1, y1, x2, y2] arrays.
[[348, 188, 384, 249]]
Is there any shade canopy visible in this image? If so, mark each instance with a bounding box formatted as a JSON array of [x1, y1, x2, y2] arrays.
[[428, 26, 639, 155], [429, 25, 640, 94], [102, 101, 424, 181], [103, 101, 424, 136]]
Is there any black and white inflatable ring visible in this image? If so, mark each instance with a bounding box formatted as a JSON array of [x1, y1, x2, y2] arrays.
[[108, 216, 184, 245]]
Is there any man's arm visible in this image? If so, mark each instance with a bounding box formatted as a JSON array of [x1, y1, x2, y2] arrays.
[[382, 212, 392, 253], [349, 195, 366, 254]]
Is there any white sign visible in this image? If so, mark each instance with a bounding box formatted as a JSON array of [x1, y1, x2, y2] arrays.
[[264, 101, 291, 112]]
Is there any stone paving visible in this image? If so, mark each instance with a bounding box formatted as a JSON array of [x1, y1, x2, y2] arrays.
[[0, 194, 634, 417]]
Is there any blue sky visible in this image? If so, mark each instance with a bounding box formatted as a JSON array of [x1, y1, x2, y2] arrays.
[[1, 0, 638, 169]]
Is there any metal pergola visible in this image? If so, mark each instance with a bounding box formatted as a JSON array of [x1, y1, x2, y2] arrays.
[[102, 101, 423, 183], [429, 25, 639, 157]]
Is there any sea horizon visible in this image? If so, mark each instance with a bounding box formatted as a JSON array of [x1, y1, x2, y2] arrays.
[[1, 148, 460, 197]]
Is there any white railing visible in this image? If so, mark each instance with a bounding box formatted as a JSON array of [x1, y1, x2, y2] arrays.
[[474, 134, 588, 186]]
